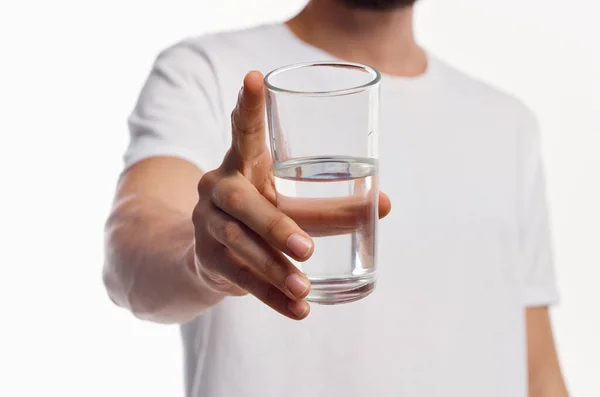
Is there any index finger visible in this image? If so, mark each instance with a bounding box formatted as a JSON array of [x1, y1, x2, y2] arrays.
[[230, 71, 268, 163], [211, 173, 314, 261]]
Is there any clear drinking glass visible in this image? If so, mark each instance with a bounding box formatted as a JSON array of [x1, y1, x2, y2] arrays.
[[264, 62, 381, 305]]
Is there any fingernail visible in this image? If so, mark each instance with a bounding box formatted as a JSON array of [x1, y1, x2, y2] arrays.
[[287, 234, 312, 258], [285, 274, 310, 298], [288, 300, 310, 318]]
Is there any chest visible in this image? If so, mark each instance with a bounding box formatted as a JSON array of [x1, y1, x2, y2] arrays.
[[376, 98, 523, 288], [379, 93, 519, 229]]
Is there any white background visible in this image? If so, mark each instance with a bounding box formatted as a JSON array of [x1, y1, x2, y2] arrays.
[[0, 0, 598, 396]]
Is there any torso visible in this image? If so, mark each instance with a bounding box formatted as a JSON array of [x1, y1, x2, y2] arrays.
[[179, 23, 534, 397]]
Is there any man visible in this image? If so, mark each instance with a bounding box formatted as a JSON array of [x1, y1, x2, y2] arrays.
[[103, 0, 569, 396]]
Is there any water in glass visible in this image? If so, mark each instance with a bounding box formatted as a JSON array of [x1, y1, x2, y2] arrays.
[[274, 155, 378, 304]]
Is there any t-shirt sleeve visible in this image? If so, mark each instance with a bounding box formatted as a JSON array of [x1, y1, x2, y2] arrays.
[[123, 41, 228, 173], [518, 109, 560, 307]]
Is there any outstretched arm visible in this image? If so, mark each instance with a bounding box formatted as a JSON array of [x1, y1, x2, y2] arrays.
[[103, 157, 225, 324]]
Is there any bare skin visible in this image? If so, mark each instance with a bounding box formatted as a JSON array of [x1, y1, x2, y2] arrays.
[[104, 1, 568, 394], [527, 307, 570, 397], [288, 0, 427, 76], [104, 72, 392, 323]]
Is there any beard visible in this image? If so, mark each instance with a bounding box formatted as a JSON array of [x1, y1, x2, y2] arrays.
[[336, 0, 417, 10]]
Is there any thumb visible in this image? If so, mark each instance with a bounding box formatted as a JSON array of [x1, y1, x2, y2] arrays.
[[229, 71, 268, 166]]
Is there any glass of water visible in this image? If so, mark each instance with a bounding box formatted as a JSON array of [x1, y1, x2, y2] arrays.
[[264, 62, 381, 305]]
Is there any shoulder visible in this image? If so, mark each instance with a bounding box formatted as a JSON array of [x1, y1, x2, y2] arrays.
[[429, 54, 544, 161], [151, 24, 281, 93], [157, 23, 282, 65], [430, 54, 536, 126]]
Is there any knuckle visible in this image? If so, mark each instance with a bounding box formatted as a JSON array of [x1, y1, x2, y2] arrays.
[[223, 188, 245, 212], [220, 221, 243, 244], [234, 267, 252, 290], [257, 256, 278, 276], [265, 285, 275, 300], [238, 120, 263, 136], [212, 177, 247, 212], [263, 285, 284, 307], [199, 245, 225, 274], [211, 177, 228, 200], [197, 170, 217, 196], [231, 108, 263, 136], [265, 213, 286, 237], [191, 203, 202, 226]]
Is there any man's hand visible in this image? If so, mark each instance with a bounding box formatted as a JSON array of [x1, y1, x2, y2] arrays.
[[192, 71, 391, 320]]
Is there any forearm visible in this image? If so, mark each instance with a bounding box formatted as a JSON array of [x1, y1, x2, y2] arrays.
[[527, 307, 569, 397], [529, 368, 569, 397], [529, 378, 569, 397], [103, 195, 224, 324]]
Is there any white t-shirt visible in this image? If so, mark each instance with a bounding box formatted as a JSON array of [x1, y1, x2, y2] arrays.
[[125, 23, 559, 397]]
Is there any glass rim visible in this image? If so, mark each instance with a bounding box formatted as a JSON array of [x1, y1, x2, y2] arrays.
[[264, 61, 381, 97]]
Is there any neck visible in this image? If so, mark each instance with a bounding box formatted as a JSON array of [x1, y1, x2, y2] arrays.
[[287, 0, 427, 77]]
